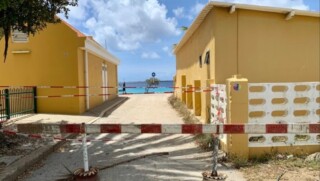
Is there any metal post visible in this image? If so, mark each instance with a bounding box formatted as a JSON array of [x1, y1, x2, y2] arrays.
[[4, 89, 10, 120], [82, 123, 89, 172], [33, 87, 37, 113], [212, 135, 220, 176]]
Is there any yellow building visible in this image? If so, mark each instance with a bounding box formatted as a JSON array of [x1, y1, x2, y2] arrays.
[[0, 20, 120, 114], [174, 2, 319, 157]]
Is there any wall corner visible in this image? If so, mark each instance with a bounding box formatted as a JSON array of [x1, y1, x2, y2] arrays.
[[226, 75, 249, 158]]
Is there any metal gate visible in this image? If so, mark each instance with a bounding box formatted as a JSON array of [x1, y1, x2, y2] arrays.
[[0, 87, 37, 122]]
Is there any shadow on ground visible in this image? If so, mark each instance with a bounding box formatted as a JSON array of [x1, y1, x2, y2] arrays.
[[24, 132, 218, 181]]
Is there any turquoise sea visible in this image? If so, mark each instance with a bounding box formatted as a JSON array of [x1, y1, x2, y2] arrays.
[[118, 81, 174, 94]]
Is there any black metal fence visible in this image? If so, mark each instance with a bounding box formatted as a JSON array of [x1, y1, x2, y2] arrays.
[[0, 87, 37, 122]]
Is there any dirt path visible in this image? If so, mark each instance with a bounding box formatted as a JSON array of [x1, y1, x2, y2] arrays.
[[21, 94, 245, 181]]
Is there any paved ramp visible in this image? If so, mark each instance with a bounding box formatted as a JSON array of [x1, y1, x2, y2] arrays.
[[23, 94, 245, 181]]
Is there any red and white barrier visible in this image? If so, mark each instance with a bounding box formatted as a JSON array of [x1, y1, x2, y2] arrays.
[[15, 123, 320, 134], [0, 85, 219, 90], [4, 90, 217, 99], [0, 85, 181, 89], [35, 94, 111, 98], [2, 90, 219, 99], [1, 92, 175, 99], [32, 92, 174, 98]]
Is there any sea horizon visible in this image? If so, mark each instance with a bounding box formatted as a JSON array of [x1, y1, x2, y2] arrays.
[[118, 80, 174, 94], [119, 80, 173, 83]]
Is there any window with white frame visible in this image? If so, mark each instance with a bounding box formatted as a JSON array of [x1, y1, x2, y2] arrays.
[[12, 30, 28, 43]]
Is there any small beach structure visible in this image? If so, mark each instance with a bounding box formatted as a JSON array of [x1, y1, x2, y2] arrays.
[[0, 20, 120, 114]]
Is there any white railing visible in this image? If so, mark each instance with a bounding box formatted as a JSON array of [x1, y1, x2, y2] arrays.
[[248, 82, 320, 147]]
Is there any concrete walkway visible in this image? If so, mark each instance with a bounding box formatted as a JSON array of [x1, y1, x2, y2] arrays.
[[13, 96, 128, 125], [0, 96, 127, 180], [19, 94, 246, 181]]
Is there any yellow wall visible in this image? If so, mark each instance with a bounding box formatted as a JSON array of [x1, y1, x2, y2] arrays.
[[175, 10, 216, 122], [0, 23, 85, 114], [175, 6, 320, 157], [194, 80, 202, 116], [212, 7, 320, 83], [225, 76, 249, 158], [105, 61, 118, 101], [0, 22, 119, 114], [77, 49, 87, 113], [237, 10, 320, 82], [213, 8, 238, 84], [87, 53, 118, 109], [87, 53, 103, 109], [186, 85, 193, 109], [175, 6, 320, 121]]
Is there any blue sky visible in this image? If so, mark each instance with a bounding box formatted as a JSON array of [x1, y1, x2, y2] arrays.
[[61, 0, 319, 82]]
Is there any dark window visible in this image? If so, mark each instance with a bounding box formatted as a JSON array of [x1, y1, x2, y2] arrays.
[[204, 51, 210, 64], [199, 55, 202, 68]]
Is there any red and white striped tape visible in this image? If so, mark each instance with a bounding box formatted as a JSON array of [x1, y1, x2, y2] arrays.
[[1, 90, 216, 99], [180, 90, 213, 93], [1, 90, 219, 100], [0, 86, 180, 89], [1, 92, 175, 99], [16, 123, 320, 134], [33, 92, 174, 98], [35, 93, 111, 98], [1, 85, 218, 96], [0, 85, 220, 90]]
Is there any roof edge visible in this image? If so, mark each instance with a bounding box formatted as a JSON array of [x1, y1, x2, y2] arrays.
[[173, 3, 214, 54], [60, 18, 87, 37], [211, 1, 320, 17], [174, 1, 320, 54], [85, 38, 120, 65]]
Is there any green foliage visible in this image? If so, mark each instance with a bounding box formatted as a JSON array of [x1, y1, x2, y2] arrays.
[[168, 95, 198, 123], [146, 78, 160, 87], [172, 43, 177, 51], [0, 0, 78, 61], [230, 155, 250, 169], [180, 26, 188, 31], [250, 153, 272, 164], [194, 134, 214, 151], [304, 160, 320, 170], [168, 95, 214, 150]]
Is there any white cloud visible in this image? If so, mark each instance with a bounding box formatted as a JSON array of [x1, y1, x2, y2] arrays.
[[141, 51, 161, 59], [173, 7, 185, 18], [162, 46, 173, 56], [210, 0, 309, 10], [68, 0, 90, 20], [65, 0, 180, 51], [183, 2, 206, 21], [191, 2, 206, 16], [162, 46, 169, 52]]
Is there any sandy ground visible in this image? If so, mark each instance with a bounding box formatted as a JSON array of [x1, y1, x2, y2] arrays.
[[240, 157, 320, 181], [94, 94, 184, 124], [20, 94, 245, 181]]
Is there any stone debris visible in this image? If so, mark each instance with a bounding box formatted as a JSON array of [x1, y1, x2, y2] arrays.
[[305, 152, 320, 163]]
